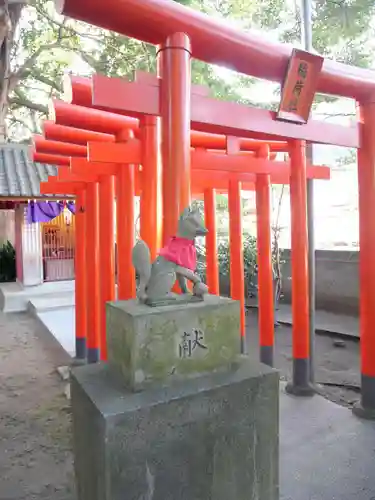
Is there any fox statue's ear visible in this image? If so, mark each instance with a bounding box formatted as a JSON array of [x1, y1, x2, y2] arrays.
[[179, 206, 193, 220]]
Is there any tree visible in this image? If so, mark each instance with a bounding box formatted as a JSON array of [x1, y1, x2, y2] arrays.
[[182, 0, 375, 110], [282, 0, 375, 68], [4, 0, 375, 141], [8, 0, 263, 140], [0, 0, 27, 140], [7, 0, 157, 138]]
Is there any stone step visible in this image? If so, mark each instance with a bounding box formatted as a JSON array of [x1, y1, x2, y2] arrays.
[[0, 280, 75, 313], [28, 292, 75, 315]]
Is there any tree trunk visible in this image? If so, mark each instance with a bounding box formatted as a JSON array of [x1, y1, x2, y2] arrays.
[[0, 0, 27, 141]]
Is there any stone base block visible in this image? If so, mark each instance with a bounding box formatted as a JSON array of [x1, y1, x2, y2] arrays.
[[106, 295, 240, 391], [71, 360, 279, 500]]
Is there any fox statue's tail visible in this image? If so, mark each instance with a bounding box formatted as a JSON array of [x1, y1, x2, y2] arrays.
[[132, 240, 152, 301]]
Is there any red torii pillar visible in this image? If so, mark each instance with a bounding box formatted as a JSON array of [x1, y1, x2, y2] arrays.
[[158, 33, 192, 243], [204, 187, 219, 295], [141, 116, 161, 259], [74, 189, 87, 360], [56, 169, 103, 363], [71, 160, 119, 361], [98, 174, 115, 360], [116, 129, 136, 300], [255, 144, 275, 367], [227, 137, 246, 351], [228, 177, 245, 352], [39, 179, 90, 361], [87, 135, 148, 299], [34, 135, 113, 360], [56, 166, 115, 363], [68, 154, 139, 356], [353, 100, 375, 419], [85, 180, 101, 362], [286, 140, 314, 396], [193, 147, 218, 295]]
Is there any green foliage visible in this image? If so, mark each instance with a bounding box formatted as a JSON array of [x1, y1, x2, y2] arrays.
[[334, 148, 357, 168], [281, 0, 375, 67], [196, 234, 263, 297], [0, 241, 16, 282], [216, 194, 229, 210], [3, 0, 375, 139], [8, 0, 160, 137]]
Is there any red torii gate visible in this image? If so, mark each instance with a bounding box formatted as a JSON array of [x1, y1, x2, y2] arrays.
[[37, 82, 330, 369], [41, 152, 329, 366], [36, 0, 375, 418], [64, 68, 335, 376], [71, 136, 330, 356]]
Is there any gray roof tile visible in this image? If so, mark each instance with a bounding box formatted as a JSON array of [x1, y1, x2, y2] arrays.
[[0, 143, 58, 198]]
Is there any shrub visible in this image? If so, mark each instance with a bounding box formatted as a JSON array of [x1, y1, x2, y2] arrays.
[[196, 234, 258, 291], [0, 240, 16, 282], [196, 234, 282, 300]]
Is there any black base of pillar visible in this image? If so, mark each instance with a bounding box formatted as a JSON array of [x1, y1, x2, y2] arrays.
[[352, 374, 375, 420], [260, 345, 274, 367], [285, 358, 315, 397], [352, 403, 375, 420], [75, 337, 87, 360], [87, 347, 100, 364]]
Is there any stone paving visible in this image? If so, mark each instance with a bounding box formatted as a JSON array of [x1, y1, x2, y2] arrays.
[[0, 310, 374, 500], [0, 312, 75, 500], [277, 303, 359, 338]]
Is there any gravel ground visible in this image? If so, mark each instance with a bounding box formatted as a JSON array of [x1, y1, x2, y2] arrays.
[[246, 308, 361, 408], [0, 309, 362, 499], [0, 312, 75, 500]]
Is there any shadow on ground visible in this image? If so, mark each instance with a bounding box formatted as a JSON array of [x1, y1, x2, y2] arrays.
[[0, 312, 75, 500], [246, 309, 361, 408], [0, 309, 368, 500]]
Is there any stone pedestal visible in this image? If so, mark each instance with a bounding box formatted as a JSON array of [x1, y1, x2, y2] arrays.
[[106, 295, 241, 391], [72, 295, 279, 500], [72, 360, 279, 500]]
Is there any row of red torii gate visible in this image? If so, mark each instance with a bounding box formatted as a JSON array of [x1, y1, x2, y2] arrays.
[[31, 0, 375, 419]]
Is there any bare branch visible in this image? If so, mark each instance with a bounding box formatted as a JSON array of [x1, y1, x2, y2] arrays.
[[8, 115, 34, 133], [13, 39, 70, 81], [9, 95, 48, 114], [69, 47, 99, 71], [29, 71, 63, 92], [314, 112, 356, 121], [32, 3, 138, 68]]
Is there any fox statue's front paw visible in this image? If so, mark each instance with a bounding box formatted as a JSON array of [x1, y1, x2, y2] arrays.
[[138, 292, 147, 302], [193, 281, 209, 296]]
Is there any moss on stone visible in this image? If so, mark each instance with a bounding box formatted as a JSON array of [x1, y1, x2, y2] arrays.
[[106, 296, 241, 391]]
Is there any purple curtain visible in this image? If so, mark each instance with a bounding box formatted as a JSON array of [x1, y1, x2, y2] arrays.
[[66, 201, 75, 215], [26, 201, 75, 224]]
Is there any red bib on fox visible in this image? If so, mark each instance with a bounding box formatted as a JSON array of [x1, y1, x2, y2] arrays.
[[159, 236, 197, 271]]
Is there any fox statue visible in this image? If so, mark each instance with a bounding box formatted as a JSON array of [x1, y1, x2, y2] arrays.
[[132, 206, 209, 306]]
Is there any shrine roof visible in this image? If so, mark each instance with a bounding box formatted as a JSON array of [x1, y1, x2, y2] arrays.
[[0, 143, 58, 199]]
